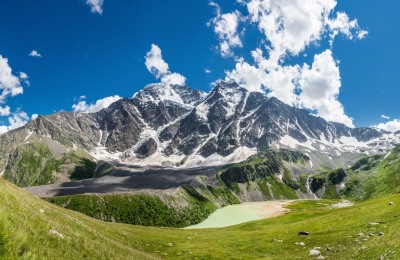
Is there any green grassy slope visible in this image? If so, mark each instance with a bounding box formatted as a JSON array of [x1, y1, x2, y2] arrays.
[[0, 178, 155, 259], [325, 145, 400, 200], [2, 177, 400, 259], [217, 149, 310, 199], [360, 146, 400, 199], [305, 145, 400, 200], [3, 142, 102, 187], [44, 186, 216, 228]]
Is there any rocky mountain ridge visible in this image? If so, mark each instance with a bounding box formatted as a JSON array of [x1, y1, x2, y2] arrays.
[[0, 82, 398, 174]]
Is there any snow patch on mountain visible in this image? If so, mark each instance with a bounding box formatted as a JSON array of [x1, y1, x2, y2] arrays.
[[185, 146, 257, 167], [279, 135, 316, 151], [218, 85, 244, 119], [133, 83, 206, 109]]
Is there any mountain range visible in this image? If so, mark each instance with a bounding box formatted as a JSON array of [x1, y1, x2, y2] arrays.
[[1, 81, 398, 179]]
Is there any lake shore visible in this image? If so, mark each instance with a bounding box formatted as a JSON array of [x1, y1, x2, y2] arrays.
[[185, 200, 292, 229]]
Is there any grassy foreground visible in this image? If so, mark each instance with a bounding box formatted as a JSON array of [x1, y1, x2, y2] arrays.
[[1, 178, 400, 259]]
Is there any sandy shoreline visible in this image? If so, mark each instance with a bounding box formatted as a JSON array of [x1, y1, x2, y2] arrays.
[[247, 200, 293, 218]]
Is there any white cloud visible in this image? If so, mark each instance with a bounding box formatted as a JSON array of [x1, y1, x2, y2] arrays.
[[145, 44, 186, 86], [357, 30, 368, 40], [29, 50, 42, 58], [19, 72, 28, 80], [226, 60, 267, 93], [86, 0, 104, 14], [145, 44, 170, 78], [72, 95, 121, 113], [31, 114, 39, 120], [326, 12, 366, 45], [299, 50, 353, 127], [8, 111, 29, 129], [244, 0, 365, 62], [209, 2, 244, 57], [375, 119, 400, 133], [19, 72, 30, 86], [381, 114, 390, 120], [0, 55, 24, 103], [0, 55, 34, 135], [0, 111, 30, 135], [161, 73, 186, 86], [0, 106, 10, 116], [204, 68, 212, 74]]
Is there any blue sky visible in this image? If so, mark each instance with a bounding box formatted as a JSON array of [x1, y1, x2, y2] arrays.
[[0, 0, 399, 132]]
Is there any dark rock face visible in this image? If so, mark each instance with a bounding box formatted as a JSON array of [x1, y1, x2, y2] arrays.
[[311, 177, 326, 193], [132, 84, 204, 129], [350, 128, 384, 142], [135, 138, 157, 159], [27, 112, 101, 150], [328, 168, 347, 185], [96, 99, 145, 152], [0, 81, 394, 166]]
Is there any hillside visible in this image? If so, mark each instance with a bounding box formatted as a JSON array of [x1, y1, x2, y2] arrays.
[[306, 144, 400, 200], [1, 177, 400, 259]]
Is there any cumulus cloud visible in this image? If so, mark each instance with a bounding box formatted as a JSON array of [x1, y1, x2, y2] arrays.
[[214, 0, 367, 127], [0, 54, 34, 135], [299, 50, 353, 127], [72, 95, 121, 113], [226, 59, 268, 93], [0, 106, 10, 116], [244, 0, 365, 62], [209, 2, 244, 57], [29, 50, 42, 58], [0, 111, 30, 135], [86, 0, 104, 14], [19, 72, 30, 86], [145, 44, 170, 78], [145, 44, 186, 86], [0, 55, 24, 103], [381, 114, 390, 120], [375, 119, 400, 133], [326, 12, 367, 45], [160, 73, 186, 86]]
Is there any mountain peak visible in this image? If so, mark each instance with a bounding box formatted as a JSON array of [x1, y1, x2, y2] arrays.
[[132, 83, 206, 107]]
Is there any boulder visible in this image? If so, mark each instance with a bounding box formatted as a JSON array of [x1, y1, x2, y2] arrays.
[[309, 249, 321, 256]]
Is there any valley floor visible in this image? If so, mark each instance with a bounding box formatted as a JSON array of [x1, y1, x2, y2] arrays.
[[25, 164, 219, 197], [1, 177, 400, 259]]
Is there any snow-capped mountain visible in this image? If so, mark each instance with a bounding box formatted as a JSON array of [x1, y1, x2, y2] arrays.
[[0, 81, 398, 170]]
